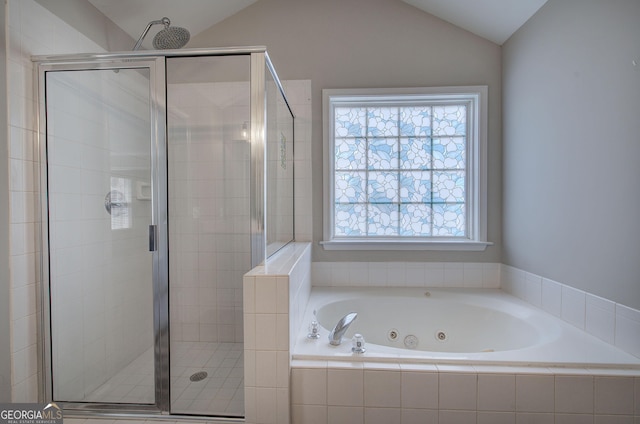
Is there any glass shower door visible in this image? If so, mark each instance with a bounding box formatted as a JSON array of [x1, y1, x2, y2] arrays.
[[44, 63, 165, 407], [166, 55, 250, 417]]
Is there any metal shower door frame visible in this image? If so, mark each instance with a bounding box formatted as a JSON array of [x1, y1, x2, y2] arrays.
[[33, 47, 276, 419], [35, 55, 170, 414]]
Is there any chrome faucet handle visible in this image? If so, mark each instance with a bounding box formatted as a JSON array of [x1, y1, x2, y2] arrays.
[[352, 333, 366, 354], [307, 320, 320, 339]]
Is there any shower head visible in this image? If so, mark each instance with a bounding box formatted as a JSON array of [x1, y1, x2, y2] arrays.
[[133, 17, 190, 51], [153, 19, 190, 49]]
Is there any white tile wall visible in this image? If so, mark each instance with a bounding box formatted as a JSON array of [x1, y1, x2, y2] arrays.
[[439, 373, 477, 410], [7, 0, 108, 402], [365, 407, 401, 424], [542, 277, 563, 317], [561, 286, 587, 330], [439, 410, 476, 424], [168, 79, 250, 344], [524, 271, 543, 308], [327, 367, 363, 407], [291, 367, 326, 406], [555, 375, 594, 414], [586, 294, 617, 345], [477, 411, 515, 424], [400, 366, 438, 409], [291, 404, 327, 424], [477, 374, 515, 412], [244, 242, 311, 424], [312, 261, 501, 288], [328, 405, 363, 424], [517, 413, 555, 424], [515, 374, 555, 413], [290, 361, 640, 423], [615, 304, 640, 358], [401, 408, 439, 424], [595, 377, 635, 415], [502, 265, 640, 359], [364, 367, 401, 407]]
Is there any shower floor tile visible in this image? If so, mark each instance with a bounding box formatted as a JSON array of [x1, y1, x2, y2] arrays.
[[84, 341, 244, 417]]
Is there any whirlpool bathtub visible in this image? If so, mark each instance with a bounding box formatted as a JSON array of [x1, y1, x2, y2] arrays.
[[294, 287, 640, 368]]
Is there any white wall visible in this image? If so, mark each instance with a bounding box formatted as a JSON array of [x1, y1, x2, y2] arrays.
[[34, 0, 133, 51], [190, 0, 503, 264], [502, 0, 640, 310]]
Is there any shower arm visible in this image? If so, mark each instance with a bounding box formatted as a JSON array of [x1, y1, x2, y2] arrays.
[[133, 17, 170, 51]]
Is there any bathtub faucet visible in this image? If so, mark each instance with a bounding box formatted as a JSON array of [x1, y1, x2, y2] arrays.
[[328, 312, 358, 346]]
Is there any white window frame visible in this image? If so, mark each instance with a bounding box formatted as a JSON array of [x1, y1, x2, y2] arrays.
[[321, 86, 491, 251]]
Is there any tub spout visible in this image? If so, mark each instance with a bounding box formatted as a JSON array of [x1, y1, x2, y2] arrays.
[[328, 312, 357, 346]]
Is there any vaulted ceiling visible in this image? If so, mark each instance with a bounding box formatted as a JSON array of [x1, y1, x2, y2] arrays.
[[87, 0, 547, 47]]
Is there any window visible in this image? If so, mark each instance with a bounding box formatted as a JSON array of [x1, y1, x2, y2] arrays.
[[322, 87, 490, 250]]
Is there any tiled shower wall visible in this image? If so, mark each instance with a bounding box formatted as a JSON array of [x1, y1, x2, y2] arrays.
[[168, 80, 250, 343], [166, 76, 312, 344], [6, 0, 108, 401]]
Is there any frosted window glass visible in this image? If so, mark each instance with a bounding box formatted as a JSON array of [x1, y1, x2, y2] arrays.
[[332, 104, 467, 238]]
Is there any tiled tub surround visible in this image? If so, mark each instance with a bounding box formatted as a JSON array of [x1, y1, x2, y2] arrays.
[[312, 261, 501, 289], [502, 265, 640, 359], [291, 362, 640, 424], [311, 262, 640, 360], [291, 262, 640, 423], [295, 288, 640, 367]]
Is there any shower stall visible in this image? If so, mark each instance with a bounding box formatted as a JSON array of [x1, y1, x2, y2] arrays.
[[34, 47, 294, 418]]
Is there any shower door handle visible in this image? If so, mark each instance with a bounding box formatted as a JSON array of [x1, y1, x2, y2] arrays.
[[149, 224, 158, 252]]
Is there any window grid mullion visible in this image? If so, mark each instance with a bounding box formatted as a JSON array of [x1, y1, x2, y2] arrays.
[[396, 106, 401, 236], [429, 105, 435, 237], [365, 107, 370, 236]]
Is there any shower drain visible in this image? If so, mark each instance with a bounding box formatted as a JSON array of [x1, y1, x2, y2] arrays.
[[189, 371, 208, 382]]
